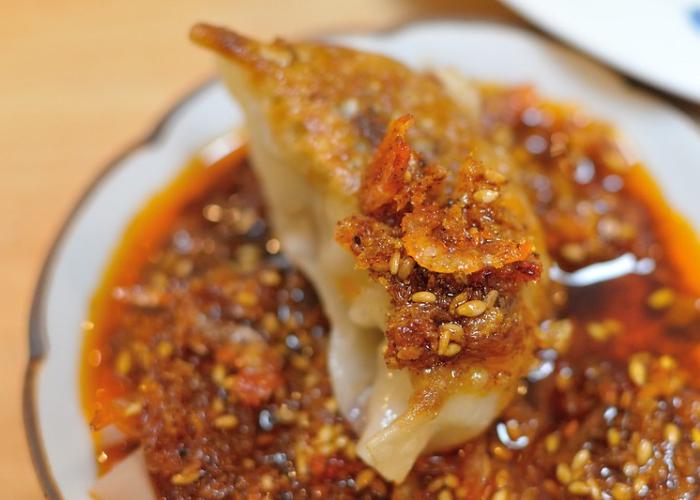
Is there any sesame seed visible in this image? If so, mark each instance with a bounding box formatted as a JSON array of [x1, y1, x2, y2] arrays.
[[124, 401, 143, 417], [571, 448, 591, 471], [412, 291, 437, 303], [174, 259, 193, 277], [485, 170, 507, 184], [97, 451, 108, 464], [438, 329, 451, 356], [586, 321, 611, 342], [544, 432, 560, 453], [444, 343, 462, 357], [443, 474, 459, 488], [647, 287, 675, 310], [213, 414, 239, 429], [567, 481, 590, 495], [427, 477, 445, 492], [456, 300, 487, 317], [607, 428, 621, 447], [691, 427, 700, 446], [492, 445, 513, 461], [495, 469, 509, 488], [628, 356, 647, 386], [450, 292, 470, 313], [474, 189, 500, 204], [468, 367, 489, 388], [156, 340, 173, 359], [491, 489, 508, 500], [485, 290, 499, 308], [397, 346, 422, 360], [633, 478, 648, 496], [561, 243, 586, 263], [260, 269, 281, 286], [171, 468, 201, 485], [437, 490, 453, 500], [636, 439, 653, 465], [260, 474, 275, 491], [537, 318, 573, 353], [262, 312, 280, 333], [236, 290, 258, 307], [115, 350, 131, 375], [659, 355, 677, 370], [664, 423, 681, 445], [317, 424, 335, 443], [622, 462, 638, 477], [355, 468, 375, 490], [440, 322, 465, 341], [556, 463, 572, 485], [389, 252, 401, 275], [211, 363, 227, 385], [611, 482, 632, 500], [397, 257, 415, 280], [211, 397, 225, 414]]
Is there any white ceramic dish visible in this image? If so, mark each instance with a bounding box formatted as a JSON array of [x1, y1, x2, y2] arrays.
[[502, 0, 700, 103], [25, 20, 700, 499]]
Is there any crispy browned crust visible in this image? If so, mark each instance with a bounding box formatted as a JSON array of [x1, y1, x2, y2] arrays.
[[190, 23, 481, 197], [336, 117, 543, 371]]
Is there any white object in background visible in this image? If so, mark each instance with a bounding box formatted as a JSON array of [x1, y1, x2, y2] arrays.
[[502, 0, 700, 103]]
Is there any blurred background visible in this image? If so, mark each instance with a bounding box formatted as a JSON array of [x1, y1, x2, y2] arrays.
[[2, 1, 698, 497]]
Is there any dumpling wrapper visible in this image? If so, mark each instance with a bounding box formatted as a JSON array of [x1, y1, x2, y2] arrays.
[[191, 24, 552, 482]]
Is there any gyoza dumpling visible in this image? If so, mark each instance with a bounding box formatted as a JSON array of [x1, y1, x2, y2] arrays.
[[191, 24, 554, 482]]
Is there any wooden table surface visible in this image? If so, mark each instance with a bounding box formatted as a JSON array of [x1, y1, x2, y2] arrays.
[[6, 2, 699, 498], [1, 1, 518, 497]]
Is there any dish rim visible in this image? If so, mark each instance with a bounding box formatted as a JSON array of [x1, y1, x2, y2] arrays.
[[23, 78, 218, 500], [22, 18, 700, 499]]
